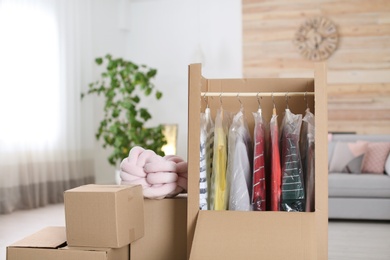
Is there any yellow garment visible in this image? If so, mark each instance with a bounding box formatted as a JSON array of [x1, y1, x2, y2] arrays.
[[212, 121, 228, 210]]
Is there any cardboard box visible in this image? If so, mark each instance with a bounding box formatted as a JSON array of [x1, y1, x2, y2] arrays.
[[6, 226, 129, 260], [130, 196, 187, 260], [65, 184, 144, 248], [186, 63, 328, 259]]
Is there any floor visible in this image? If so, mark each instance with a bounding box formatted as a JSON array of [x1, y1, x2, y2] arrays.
[[1, 204, 389, 259]]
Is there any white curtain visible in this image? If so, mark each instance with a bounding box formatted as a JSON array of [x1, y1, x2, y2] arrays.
[[0, 0, 95, 214]]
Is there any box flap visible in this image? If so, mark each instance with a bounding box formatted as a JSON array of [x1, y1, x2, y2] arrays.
[[66, 184, 140, 193], [10, 226, 66, 249], [62, 246, 110, 252]]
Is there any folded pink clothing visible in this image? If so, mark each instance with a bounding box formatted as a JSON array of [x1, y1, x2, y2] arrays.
[[165, 155, 188, 192], [121, 178, 150, 188], [120, 146, 188, 199], [120, 159, 147, 178], [143, 183, 178, 199], [146, 172, 178, 184], [136, 149, 161, 167], [144, 161, 177, 173]]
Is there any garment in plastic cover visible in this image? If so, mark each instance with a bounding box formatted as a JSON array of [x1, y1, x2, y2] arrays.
[[199, 108, 214, 210], [227, 110, 253, 211], [280, 108, 305, 212], [211, 108, 231, 210], [252, 108, 266, 211], [301, 108, 315, 212], [270, 113, 281, 211]]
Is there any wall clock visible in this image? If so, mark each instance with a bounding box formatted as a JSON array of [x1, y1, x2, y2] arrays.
[[294, 16, 338, 61]]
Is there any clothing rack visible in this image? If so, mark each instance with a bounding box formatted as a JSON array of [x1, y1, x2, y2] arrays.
[[201, 92, 314, 97]]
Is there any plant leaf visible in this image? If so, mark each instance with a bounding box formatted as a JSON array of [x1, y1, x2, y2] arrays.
[[95, 57, 103, 65], [140, 108, 152, 121], [155, 91, 162, 100], [147, 69, 157, 78]]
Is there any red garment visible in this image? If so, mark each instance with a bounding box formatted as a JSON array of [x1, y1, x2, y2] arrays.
[[252, 110, 266, 211], [270, 114, 281, 211]]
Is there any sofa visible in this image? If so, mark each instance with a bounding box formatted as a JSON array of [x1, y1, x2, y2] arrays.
[[328, 134, 390, 220]]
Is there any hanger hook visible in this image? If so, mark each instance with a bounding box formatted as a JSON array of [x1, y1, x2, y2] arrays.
[[285, 92, 289, 109], [272, 92, 277, 115], [272, 92, 276, 109], [305, 91, 309, 110], [219, 92, 223, 107], [203, 92, 209, 109], [237, 93, 243, 109], [256, 92, 262, 109]]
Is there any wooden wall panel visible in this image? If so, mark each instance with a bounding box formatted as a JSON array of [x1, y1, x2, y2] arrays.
[[243, 0, 390, 134]]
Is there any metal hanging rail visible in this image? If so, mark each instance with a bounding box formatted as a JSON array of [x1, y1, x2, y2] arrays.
[[200, 92, 314, 97]]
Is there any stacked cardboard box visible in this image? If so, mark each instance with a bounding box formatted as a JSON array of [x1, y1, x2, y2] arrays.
[[64, 184, 144, 249], [6, 226, 129, 260], [6, 184, 188, 260], [131, 195, 187, 260], [7, 184, 143, 260]]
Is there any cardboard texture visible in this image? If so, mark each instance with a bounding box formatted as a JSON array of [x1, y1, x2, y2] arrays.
[[6, 226, 129, 260], [64, 184, 144, 248], [130, 196, 187, 260], [187, 63, 328, 259]]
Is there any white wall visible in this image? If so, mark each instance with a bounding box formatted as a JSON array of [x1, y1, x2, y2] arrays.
[[90, 0, 128, 184], [126, 0, 242, 158], [91, 0, 242, 183]]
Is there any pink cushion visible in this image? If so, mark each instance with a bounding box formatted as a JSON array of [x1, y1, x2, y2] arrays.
[[361, 142, 390, 174]]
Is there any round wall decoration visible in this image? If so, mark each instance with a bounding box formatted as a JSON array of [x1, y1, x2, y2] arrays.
[[293, 16, 338, 61]]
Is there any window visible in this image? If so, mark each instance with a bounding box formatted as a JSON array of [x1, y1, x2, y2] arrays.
[[0, 1, 60, 146]]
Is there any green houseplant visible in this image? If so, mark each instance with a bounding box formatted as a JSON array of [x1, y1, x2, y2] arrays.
[[81, 54, 166, 166]]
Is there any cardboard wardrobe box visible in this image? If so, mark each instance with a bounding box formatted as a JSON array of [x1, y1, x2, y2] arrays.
[[186, 63, 328, 259], [6, 226, 129, 260], [64, 184, 144, 248], [130, 195, 187, 260]]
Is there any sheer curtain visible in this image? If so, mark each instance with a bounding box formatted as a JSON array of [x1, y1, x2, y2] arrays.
[[0, 0, 95, 214]]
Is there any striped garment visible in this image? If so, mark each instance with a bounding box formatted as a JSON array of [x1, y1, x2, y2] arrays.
[[199, 125, 207, 210], [252, 109, 266, 211], [200, 108, 214, 210], [205, 128, 214, 209], [280, 109, 305, 212]]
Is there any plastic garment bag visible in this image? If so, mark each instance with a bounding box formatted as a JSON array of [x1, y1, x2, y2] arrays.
[[280, 109, 305, 212], [270, 113, 281, 211], [252, 109, 266, 211], [199, 108, 214, 210], [300, 108, 315, 212], [227, 110, 253, 211], [211, 108, 231, 210]]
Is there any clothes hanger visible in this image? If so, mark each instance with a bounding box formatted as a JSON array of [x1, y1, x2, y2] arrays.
[[203, 92, 211, 120], [256, 92, 262, 115], [203, 92, 209, 110], [304, 91, 310, 112], [272, 92, 277, 116], [285, 92, 290, 111], [237, 93, 244, 112]]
